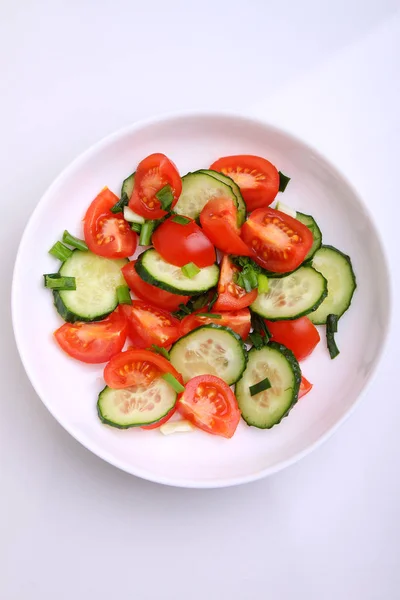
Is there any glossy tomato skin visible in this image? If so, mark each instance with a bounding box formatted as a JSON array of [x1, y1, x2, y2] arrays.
[[178, 374, 241, 438], [210, 155, 279, 212], [213, 255, 258, 311], [152, 216, 216, 267], [129, 153, 182, 220], [180, 308, 251, 340], [241, 208, 313, 273], [121, 262, 190, 311], [265, 317, 320, 361], [200, 197, 252, 256], [54, 310, 127, 364], [84, 187, 137, 258], [299, 376, 313, 399], [119, 302, 181, 349], [104, 348, 183, 389]]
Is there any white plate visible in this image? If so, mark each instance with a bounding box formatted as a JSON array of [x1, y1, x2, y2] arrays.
[[12, 112, 391, 488]]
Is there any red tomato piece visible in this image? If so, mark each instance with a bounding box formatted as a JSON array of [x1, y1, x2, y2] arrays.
[[54, 310, 127, 364], [119, 302, 181, 349], [141, 406, 177, 429], [83, 187, 137, 259], [213, 255, 258, 311], [152, 215, 216, 267], [241, 208, 313, 273], [265, 317, 320, 361], [180, 308, 251, 340], [121, 262, 190, 311], [104, 348, 183, 389], [129, 153, 182, 220], [200, 197, 252, 256], [299, 376, 313, 399], [178, 374, 241, 438], [210, 155, 279, 212]]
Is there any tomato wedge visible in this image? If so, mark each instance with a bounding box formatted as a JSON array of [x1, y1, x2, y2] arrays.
[[152, 215, 216, 267], [83, 187, 137, 259], [178, 374, 241, 438], [119, 302, 181, 349], [129, 153, 182, 220], [299, 376, 313, 399], [104, 348, 182, 389], [200, 197, 252, 256], [180, 308, 251, 340], [210, 155, 279, 212], [213, 255, 258, 311], [121, 262, 190, 311], [265, 317, 320, 361], [241, 208, 313, 273], [54, 310, 127, 364]]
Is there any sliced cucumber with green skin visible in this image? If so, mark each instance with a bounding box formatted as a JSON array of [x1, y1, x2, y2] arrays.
[[250, 266, 327, 320], [97, 381, 177, 429], [199, 169, 246, 226], [308, 245, 356, 325], [53, 250, 128, 322], [110, 173, 135, 214], [173, 172, 238, 221], [235, 343, 301, 429], [135, 249, 219, 296], [296, 212, 322, 261], [169, 324, 247, 384]]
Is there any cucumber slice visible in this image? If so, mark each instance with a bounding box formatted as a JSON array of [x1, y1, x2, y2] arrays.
[[97, 381, 177, 428], [250, 266, 327, 320], [169, 324, 247, 384], [308, 245, 356, 324], [135, 249, 219, 296], [199, 169, 246, 226], [53, 250, 128, 322], [121, 172, 135, 205], [235, 343, 301, 428], [296, 212, 322, 261], [173, 172, 238, 221]]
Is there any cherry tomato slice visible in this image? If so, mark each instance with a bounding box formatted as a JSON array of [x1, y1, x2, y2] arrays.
[[210, 155, 279, 212], [180, 308, 251, 340], [54, 310, 127, 364], [129, 153, 182, 220], [152, 215, 216, 267], [200, 197, 252, 256], [119, 302, 181, 349], [121, 262, 190, 312], [178, 374, 241, 438], [265, 317, 320, 361], [241, 208, 313, 273], [83, 187, 137, 259], [299, 376, 313, 399], [104, 348, 183, 389], [213, 255, 258, 311]]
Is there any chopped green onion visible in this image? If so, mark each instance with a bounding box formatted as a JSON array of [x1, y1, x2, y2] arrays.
[[198, 313, 222, 319], [247, 331, 264, 350], [181, 262, 200, 278], [150, 345, 170, 360], [208, 291, 218, 311], [178, 303, 191, 315], [131, 222, 142, 234], [171, 215, 191, 225], [48, 241, 73, 262], [139, 220, 155, 246], [278, 171, 291, 193], [110, 198, 126, 214], [235, 269, 258, 292], [162, 373, 185, 393], [191, 293, 211, 311], [249, 377, 272, 396], [62, 230, 88, 251], [326, 314, 340, 359], [155, 185, 174, 212], [116, 285, 132, 305], [251, 312, 271, 342], [257, 273, 269, 294], [43, 274, 76, 290]]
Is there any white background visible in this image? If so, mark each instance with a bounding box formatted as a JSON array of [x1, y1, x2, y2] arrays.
[[1, 1, 400, 598]]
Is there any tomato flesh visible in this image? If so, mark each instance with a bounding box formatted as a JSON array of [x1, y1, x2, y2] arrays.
[[83, 187, 137, 259], [210, 155, 279, 212], [180, 308, 251, 340], [178, 374, 241, 438], [119, 302, 181, 349], [265, 317, 320, 361], [54, 310, 127, 364], [104, 348, 183, 389], [213, 255, 258, 311], [121, 262, 190, 311], [241, 208, 313, 273], [152, 216, 216, 267], [200, 197, 252, 256], [299, 376, 313, 399], [129, 153, 182, 220]]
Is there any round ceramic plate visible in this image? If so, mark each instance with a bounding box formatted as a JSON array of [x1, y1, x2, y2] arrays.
[[12, 113, 391, 488]]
